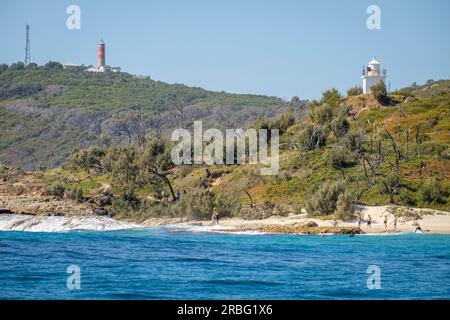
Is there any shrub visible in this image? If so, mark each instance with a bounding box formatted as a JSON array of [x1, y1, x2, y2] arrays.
[[187, 190, 215, 220], [299, 125, 328, 150], [345, 132, 364, 152], [70, 186, 85, 203], [43, 182, 66, 198], [320, 88, 341, 107], [122, 189, 141, 209], [399, 189, 417, 206], [305, 180, 346, 216], [216, 192, 241, 218], [335, 191, 355, 220], [420, 179, 447, 205], [378, 173, 402, 204], [272, 113, 296, 135], [309, 103, 335, 125], [328, 148, 355, 178], [371, 80, 390, 105], [347, 86, 363, 97], [331, 112, 350, 138], [68, 147, 106, 171]]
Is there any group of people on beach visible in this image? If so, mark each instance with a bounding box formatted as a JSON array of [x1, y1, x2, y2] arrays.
[[356, 213, 398, 230], [355, 212, 423, 232]]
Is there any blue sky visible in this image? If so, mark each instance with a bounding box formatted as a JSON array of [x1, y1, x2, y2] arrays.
[[1, 0, 449, 99]]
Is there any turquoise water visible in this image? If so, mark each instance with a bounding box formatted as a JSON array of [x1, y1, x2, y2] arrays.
[[0, 228, 449, 299]]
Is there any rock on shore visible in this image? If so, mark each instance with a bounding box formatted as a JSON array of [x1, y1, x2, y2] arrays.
[[261, 226, 364, 235]]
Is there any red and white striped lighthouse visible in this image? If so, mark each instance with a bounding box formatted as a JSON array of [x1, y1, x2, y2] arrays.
[[97, 39, 105, 67]]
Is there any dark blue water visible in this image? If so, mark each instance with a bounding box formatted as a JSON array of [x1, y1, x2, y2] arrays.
[[0, 228, 449, 299]]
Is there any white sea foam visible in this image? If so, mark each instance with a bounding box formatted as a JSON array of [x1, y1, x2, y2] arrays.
[[0, 214, 138, 232]]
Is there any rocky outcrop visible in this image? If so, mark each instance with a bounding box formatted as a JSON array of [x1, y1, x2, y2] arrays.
[[261, 226, 364, 235], [0, 195, 108, 217]]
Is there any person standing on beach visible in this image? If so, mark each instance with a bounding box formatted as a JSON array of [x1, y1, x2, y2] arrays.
[[211, 209, 219, 225], [383, 215, 388, 229], [394, 216, 398, 230], [367, 214, 372, 228], [332, 219, 338, 227], [357, 214, 362, 227]]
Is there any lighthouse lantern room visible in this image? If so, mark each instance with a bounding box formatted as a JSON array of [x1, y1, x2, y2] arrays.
[[361, 58, 387, 94]]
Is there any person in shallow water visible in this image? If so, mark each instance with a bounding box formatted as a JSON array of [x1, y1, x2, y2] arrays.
[[415, 224, 423, 233]]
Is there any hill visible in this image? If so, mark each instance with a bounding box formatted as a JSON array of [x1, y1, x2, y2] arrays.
[[0, 62, 291, 169], [1, 78, 448, 222]]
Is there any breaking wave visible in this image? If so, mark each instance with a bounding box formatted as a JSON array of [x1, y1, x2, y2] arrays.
[[0, 214, 138, 232]]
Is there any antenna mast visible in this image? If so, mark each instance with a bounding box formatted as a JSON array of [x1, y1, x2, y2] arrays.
[[24, 23, 31, 66]]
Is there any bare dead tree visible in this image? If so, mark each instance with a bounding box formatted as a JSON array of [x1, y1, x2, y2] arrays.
[[244, 190, 254, 208], [175, 99, 186, 128], [287, 132, 299, 151], [152, 169, 177, 201], [415, 124, 421, 158], [406, 127, 410, 153], [384, 127, 402, 171]]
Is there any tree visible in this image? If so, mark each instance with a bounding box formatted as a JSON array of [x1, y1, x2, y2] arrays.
[[272, 113, 295, 135], [106, 107, 151, 148], [331, 106, 350, 138], [289, 96, 301, 109], [379, 172, 402, 203], [420, 178, 447, 205], [371, 80, 390, 105], [139, 140, 177, 201], [9, 62, 25, 70], [44, 61, 63, 70], [309, 103, 335, 125], [320, 88, 341, 107], [106, 146, 140, 190], [306, 180, 346, 216], [347, 86, 363, 97], [68, 147, 106, 171], [299, 124, 328, 151], [328, 148, 354, 179], [335, 191, 355, 220]]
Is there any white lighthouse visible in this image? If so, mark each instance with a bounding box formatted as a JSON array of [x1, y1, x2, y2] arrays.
[[361, 58, 387, 94]]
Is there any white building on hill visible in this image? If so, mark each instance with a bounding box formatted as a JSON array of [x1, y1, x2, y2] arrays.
[[361, 58, 387, 94]]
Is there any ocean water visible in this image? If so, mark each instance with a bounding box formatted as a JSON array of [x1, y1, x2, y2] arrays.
[[0, 227, 449, 299]]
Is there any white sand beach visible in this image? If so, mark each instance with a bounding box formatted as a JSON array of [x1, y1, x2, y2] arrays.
[[142, 205, 450, 235]]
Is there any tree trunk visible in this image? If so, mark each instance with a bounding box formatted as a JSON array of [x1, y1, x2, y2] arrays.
[[244, 190, 253, 208]]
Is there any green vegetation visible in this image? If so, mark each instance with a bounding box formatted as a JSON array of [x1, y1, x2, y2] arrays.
[[0, 62, 290, 168], [371, 80, 390, 105], [347, 86, 363, 97], [1, 62, 449, 220]]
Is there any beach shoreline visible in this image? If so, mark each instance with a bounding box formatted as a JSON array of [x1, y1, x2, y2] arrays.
[[1, 193, 449, 233], [139, 204, 450, 235]]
